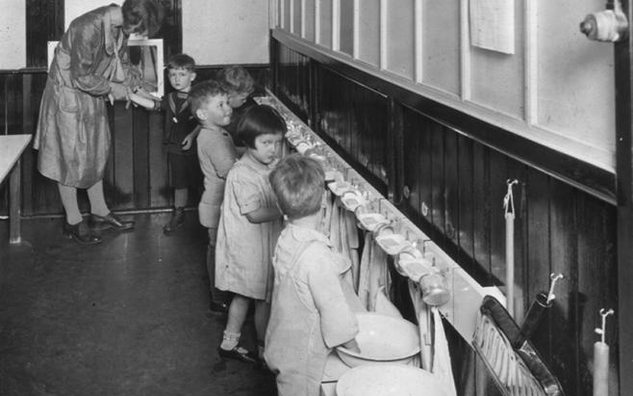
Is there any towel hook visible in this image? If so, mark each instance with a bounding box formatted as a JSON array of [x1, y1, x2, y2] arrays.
[[546, 273, 564, 304], [595, 308, 615, 343]]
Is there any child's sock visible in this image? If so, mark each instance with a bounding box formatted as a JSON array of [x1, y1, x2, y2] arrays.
[[220, 330, 240, 351]]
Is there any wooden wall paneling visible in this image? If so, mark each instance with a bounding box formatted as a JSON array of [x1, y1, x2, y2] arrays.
[[547, 179, 579, 393], [401, 106, 433, 229], [283, 0, 292, 31], [577, 194, 617, 395], [304, 0, 316, 42], [388, 98, 401, 204], [157, 0, 182, 60], [339, 0, 354, 56], [132, 108, 150, 209], [318, 0, 333, 48], [109, 103, 135, 210], [429, 122, 445, 242], [444, 126, 459, 248], [505, 159, 527, 322], [472, 142, 492, 279], [487, 150, 507, 286], [401, 107, 421, 216], [457, 134, 476, 269], [339, 75, 351, 155], [21, 75, 35, 216], [357, 83, 389, 189], [148, 112, 169, 208], [4, 74, 22, 133], [524, 168, 553, 364], [292, 0, 302, 35], [26, 0, 65, 68]]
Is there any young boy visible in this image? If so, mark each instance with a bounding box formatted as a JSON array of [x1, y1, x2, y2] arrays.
[[160, 54, 202, 234], [265, 154, 360, 396], [189, 80, 238, 314], [130, 53, 201, 234], [216, 66, 257, 146]]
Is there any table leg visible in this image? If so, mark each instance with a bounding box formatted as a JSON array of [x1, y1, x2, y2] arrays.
[[9, 159, 21, 244]]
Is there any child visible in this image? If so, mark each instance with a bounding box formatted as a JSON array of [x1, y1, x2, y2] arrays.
[[215, 105, 285, 363], [130, 53, 202, 235], [188, 80, 238, 314], [216, 66, 257, 145], [160, 54, 203, 234], [265, 154, 360, 396]]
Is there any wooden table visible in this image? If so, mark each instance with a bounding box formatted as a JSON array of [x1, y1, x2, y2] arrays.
[[0, 134, 32, 244]]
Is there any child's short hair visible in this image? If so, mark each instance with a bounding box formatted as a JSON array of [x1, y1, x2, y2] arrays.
[[167, 53, 195, 71], [236, 104, 286, 148], [216, 66, 255, 95], [188, 80, 228, 115], [269, 154, 325, 220]]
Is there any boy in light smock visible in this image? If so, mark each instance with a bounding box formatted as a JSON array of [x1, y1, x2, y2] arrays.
[[265, 154, 360, 396]]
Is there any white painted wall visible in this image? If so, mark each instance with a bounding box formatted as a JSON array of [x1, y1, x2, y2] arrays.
[[0, 2, 26, 69], [183, 0, 270, 65], [274, 0, 617, 171]]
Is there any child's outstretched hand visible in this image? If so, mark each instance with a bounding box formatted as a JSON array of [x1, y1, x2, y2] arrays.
[[181, 135, 194, 151]]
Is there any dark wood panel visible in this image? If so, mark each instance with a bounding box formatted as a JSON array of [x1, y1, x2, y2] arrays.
[[314, 66, 389, 195], [488, 151, 508, 287], [577, 195, 617, 395], [524, 169, 553, 365], [26, 0, 64, 68], [548, 179, 579, 394], [506, 160, 527, 321], [444, 128, 459, 246], [457, 135, 476, 269], [132, 108, 151, 208], [430, 122, 445, 239], [472, 143, 492, 278], [148, 112, 169, 208]]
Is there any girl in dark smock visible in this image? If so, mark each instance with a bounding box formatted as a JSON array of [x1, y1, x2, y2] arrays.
[[34, 0, 164, 244]]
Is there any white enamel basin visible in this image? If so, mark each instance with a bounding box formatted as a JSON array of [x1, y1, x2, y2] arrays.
[[335, 313, 420, 367]]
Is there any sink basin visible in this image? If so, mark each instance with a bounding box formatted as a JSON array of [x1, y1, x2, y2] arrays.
[[335, 313, 420, 367], [336, 364, 449, 396]]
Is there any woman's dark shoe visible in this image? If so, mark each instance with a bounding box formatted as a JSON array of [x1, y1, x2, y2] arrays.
[[163, 207, 185, 235], [90, 212, 135, 231], [63, 220, 102, 245], [217, 345, 257, 363]]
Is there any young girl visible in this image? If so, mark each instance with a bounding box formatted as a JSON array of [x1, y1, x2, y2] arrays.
[[215, 104, 285, 363]]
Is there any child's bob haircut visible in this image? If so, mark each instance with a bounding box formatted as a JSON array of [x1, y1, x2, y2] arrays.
[[188, 80, 228, 115], [216, 66, 255, 95], [166, 53, 195, 72], [269, 154, 325, 220], [236, 104, 286, 149]]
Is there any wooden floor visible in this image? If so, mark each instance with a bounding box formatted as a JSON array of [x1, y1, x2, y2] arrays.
[[0, 212, 276, 396]]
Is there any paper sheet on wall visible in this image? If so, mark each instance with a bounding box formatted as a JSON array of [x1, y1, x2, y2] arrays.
[[469, 0, 515, 54]]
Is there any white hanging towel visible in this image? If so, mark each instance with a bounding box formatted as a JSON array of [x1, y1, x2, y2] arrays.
[[408, 280, 433, 371], [374, 285, 402, 318], [357, 232, 372, 308], [431, 307, 458, 396]]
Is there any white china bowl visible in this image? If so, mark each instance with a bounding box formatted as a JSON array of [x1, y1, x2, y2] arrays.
[[335, 313, 420, 367], [336, 364, 449, 396]]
